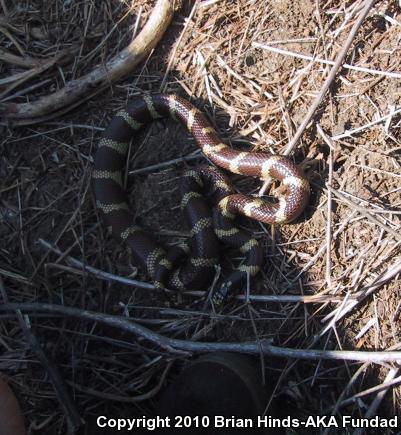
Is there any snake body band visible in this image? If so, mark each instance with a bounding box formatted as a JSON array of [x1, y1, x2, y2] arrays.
[[93, 94, 310, 302]]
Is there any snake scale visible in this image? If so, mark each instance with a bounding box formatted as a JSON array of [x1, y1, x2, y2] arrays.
[[93, 94, 310, 302]]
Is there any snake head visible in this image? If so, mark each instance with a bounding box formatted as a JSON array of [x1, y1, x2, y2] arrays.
[[211, 281, 232, 306]]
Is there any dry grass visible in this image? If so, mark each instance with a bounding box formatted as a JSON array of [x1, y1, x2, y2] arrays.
[[1, 0, 401, 433]]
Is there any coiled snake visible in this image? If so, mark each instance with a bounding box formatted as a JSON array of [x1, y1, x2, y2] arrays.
[[93, 94, 309, 302]]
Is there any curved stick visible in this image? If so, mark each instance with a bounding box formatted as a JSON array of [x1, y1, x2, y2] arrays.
[[2, 303, 401, 363], [0, 0, 173, 125]]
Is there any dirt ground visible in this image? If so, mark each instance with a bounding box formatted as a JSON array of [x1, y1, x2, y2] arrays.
[[0, 0, 401, 434]]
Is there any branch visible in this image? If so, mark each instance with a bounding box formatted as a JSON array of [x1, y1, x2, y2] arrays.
[[283, 0, 376, 155], [2, 303, 401, 363], [37, 238, 344, 304], [0, 0, 173, 125], [252, 42, 401, 80]]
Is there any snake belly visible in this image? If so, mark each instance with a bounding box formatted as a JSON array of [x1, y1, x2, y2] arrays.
[[93, 94, 310, 300]]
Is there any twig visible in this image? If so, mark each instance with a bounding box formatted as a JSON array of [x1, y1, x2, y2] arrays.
[[322, 258, 401, 330], [129, 150, 202, 176], [1, 79, 53, 103], [0, 0, 9, 15], [287, 210, 357, 285], [198, 0, 223, 7], [353, 368, 400, 435], [0, 0, 173, 125], [67, 361, 172, 403], [328, 186, 401, 241], [0, 277, 82, 433], [258, 0, 376, 195], [331, 107, 401, 140], [235, 293, 344, 304], [322, 363, 369, 435], [2, 303, 401, 362], [283, 0, 377, 156], [16, 313, 83, 433], [37, 239, 344, 304], [0, 49, 74, 99], [316, 124, 335, 287], [37, 238, 154, 290], [216, 54, 273, 99], [337, 374, 401, 409], [160, 0, 199, 91], [251, 42, 401, 80], [0, 48, 42, 68], [196, 49, 213, 106]]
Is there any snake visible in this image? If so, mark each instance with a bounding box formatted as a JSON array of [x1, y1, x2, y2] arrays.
[[92, 94, 309, 302]]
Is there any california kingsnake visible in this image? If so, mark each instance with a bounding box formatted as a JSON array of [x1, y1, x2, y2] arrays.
[[93, 94, 309, 302]]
